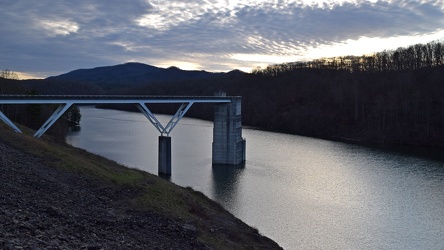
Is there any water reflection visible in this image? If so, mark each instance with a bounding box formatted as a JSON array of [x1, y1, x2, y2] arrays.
[[67, 107, 444, 249], [211, 163, 245, 209]]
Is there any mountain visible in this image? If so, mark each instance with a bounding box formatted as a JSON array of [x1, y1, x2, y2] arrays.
[[46, 62, 236, 87]]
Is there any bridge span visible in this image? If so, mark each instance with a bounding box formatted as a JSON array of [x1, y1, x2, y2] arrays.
[[0, 95, 246, 175]]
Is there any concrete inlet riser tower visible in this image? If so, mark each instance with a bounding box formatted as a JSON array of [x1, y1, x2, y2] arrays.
[[212, 97, 246, 165]]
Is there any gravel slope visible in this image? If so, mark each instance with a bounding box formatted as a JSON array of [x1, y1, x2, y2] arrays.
[[0, 137, 207, 249]]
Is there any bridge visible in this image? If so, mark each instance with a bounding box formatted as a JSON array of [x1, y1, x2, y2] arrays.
[[0, 95, 246, 175]]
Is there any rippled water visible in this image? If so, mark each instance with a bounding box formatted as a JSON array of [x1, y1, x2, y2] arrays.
[[66, 107, 444, 249]]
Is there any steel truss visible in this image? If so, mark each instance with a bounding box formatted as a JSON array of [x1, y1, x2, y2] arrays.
[[136, 102, 193, 136], [0, 95, 233, 138]]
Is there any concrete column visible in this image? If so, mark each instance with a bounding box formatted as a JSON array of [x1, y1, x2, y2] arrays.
[[212, 97, 246, 165], [158, 136, 172, 175]]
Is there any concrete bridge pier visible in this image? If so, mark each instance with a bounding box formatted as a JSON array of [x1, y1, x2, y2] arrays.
[[212, 97, 246, 165], [158, 136, 172, 175]]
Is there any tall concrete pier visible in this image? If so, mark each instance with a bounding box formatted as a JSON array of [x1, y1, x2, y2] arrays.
[[212, 97, 246, 165], [158, 136, 172, 175]]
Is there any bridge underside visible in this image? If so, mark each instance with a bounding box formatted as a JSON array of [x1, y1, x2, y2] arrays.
[[0, 95, 246, 175]]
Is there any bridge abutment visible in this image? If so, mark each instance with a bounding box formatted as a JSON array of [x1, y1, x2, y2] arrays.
[[212, 97, 246, 165]]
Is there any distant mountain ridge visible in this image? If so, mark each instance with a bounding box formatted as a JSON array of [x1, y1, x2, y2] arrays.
[[47, 62, 241, 86]]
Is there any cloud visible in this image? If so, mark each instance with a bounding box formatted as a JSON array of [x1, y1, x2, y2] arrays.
[[232, 1, 444, 50], [38, 20, 79, 36], [0, 0, 443, 76]]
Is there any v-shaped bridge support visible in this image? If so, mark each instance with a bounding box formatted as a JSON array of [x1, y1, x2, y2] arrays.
[[137, 102, 194, 175], [137, 102, 194, 136], [0, 111, 22, 133], [0, 103, 73, 138], [34, 103, 73, 138]]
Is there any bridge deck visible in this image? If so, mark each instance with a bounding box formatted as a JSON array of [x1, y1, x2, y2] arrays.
[[0, 95, 236, 104], [0, 94, 237, 138]]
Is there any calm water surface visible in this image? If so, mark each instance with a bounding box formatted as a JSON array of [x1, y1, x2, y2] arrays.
[[66, 107, 444, 249]]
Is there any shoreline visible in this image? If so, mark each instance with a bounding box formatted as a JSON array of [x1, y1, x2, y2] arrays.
[[93, 105, 444, 164]]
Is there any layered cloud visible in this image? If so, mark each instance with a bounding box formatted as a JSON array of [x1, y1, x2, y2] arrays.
[[0, 0, 443, 78]]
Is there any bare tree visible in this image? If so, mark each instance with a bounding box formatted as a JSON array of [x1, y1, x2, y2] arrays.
[[0, 69, 19, 80]]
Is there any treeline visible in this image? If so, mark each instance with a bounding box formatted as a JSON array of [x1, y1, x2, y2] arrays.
[[114, 65, 444, 147], [253, 40, 444, 76], [110, 40, 444, 147], [3, 40, 444, 147]]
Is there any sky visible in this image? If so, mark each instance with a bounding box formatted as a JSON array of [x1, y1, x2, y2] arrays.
[[1, 0, 444, 79]]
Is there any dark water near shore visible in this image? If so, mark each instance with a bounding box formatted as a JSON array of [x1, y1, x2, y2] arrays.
[[66, 107, 444, 249]]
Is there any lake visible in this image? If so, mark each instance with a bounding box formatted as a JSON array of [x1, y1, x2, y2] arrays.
[[66, 106, 444, 249]]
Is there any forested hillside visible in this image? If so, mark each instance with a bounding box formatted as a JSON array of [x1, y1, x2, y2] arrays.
[[46, 62, 231, 89], [108, 40, 444, 147], [2, 40, 444, 147], [248, 40, 444, 146]]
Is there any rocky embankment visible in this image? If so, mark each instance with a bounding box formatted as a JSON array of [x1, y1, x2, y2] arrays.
[[0, 139, 207, 249]]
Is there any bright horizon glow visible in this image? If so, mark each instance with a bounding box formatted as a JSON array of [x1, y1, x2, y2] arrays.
[[305, 31, 444, 60], [12, 31, 444, 79], [156, 61, 204, 71], [230, 32, 444, 71], [16, 72, 46, 80], [14, 32, 444, 79]]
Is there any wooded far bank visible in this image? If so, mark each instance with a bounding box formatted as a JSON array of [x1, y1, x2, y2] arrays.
[[1, 39, 444, 147]]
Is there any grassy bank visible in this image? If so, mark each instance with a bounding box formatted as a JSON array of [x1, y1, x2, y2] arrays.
[[0, 124, 281, 249]]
